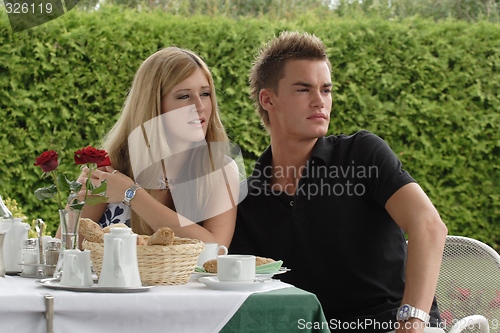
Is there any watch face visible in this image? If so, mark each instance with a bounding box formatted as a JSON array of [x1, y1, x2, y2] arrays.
[[125, 189, 134, 199], [397, 305, 410, 320]]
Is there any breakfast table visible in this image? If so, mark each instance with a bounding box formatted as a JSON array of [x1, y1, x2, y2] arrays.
[[0, 274, 330, 333]]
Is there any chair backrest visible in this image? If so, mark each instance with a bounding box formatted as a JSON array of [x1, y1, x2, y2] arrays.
[[436, 236, 500, 333]]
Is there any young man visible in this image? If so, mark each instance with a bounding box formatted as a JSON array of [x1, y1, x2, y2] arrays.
[[229, 31, 448, 332]]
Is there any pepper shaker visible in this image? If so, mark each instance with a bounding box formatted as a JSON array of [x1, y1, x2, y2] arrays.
[[44, 240, 60, 277]]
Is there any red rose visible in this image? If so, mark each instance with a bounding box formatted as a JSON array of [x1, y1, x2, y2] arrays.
[[96, 155, 111, 168], [74, 146, 112, 167], [34, 150, 59, 173]]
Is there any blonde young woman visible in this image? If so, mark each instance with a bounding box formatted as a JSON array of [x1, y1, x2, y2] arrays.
[[78, 47, 242, 248]]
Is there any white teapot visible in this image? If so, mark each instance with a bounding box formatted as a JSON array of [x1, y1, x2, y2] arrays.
[[0, 218, 30, 273], [98, 227, 141, 288]]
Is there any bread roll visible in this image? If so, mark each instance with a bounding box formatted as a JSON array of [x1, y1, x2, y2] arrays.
[[137, 235, 148, 246], [79, 218, 104, 243], [255, 256, 275, 266], [203, 259, 217, 273], [147, 227, 175, 246]]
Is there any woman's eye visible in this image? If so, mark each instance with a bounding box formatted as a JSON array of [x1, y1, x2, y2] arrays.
[[201, 92, 211, 97], [178, 94, 189, 100]]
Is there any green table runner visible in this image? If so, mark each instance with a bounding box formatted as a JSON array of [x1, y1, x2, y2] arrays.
[[221, 287, 331, 333]]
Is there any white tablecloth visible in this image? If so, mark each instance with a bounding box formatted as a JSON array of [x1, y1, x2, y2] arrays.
[[0, 275, 292, 333]]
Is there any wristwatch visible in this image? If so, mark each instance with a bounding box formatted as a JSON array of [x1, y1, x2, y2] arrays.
[[396, 304, 430, 323], [123, 183, 142, 206]]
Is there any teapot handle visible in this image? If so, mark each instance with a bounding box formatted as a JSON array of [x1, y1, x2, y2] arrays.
[[69, 254, 79, 280], [112, 238, 123, 279], [0, 232, 5, 277]]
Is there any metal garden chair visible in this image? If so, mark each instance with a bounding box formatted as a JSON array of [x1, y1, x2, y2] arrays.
[[435, 235, 500, 333]]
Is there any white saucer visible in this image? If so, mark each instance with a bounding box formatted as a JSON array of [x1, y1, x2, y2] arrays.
[[194, 267, 289, 279], [199, 276, 271, 291]]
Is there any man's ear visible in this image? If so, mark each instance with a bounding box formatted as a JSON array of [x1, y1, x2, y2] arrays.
[[259, 88, 274, 112]]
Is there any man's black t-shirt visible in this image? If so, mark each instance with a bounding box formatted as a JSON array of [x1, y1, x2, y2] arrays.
[[230, 130, 440, 332]]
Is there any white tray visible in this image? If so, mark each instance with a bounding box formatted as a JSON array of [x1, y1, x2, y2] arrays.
[[36, 278, 153, 293]]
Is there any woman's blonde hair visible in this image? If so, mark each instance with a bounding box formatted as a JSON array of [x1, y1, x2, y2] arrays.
[[102, 47, 228, 235]]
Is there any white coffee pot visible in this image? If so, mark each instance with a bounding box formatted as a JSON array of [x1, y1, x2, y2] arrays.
[[0, 218, 30, 273], [0, 231, 6, 277], [98, 227, 141, 288]]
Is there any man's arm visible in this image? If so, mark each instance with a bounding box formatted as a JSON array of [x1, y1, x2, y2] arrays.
[[385, 182, 448, 333]]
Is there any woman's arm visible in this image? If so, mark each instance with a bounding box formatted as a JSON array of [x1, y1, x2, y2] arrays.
[[85, 161, 240, 247]]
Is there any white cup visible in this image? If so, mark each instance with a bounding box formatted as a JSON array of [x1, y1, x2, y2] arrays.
[[217, 255, 256, 282], [197, 243, 228, 267], [59, 249, 93, 288]]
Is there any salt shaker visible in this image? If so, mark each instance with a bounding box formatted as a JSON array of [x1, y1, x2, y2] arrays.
[[44, 240, 60, 277], [22, 239, 38, 276]]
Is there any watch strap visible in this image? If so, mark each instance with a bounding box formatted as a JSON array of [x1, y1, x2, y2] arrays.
[[396, 304, 430, 323]]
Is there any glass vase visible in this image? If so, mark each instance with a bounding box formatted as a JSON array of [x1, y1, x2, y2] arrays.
[[53, 209, 81, 279]]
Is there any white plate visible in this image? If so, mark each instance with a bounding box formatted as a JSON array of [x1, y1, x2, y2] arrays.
[[199, 276, 272, 291], [193, 267, 289, 279], [36, 278, 153, 293]]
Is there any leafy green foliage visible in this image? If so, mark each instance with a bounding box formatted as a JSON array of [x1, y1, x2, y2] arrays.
[[72, 0, 500, 23], [0, 7, 499, 249]]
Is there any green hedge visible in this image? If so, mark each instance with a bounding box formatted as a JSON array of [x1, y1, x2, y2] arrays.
[[1, 7, 499, 248]]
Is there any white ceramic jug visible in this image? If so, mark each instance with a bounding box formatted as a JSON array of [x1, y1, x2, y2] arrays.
[[0, 218, 30, 273], [60, 249, 93, 287], [98, 228, 141, 288], [0, 231, 6, 277]]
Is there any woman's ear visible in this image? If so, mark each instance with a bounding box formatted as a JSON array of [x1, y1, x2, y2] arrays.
[[259, 88, 274, 112]]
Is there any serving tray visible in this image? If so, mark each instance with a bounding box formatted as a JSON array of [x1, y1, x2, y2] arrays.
[[36, 278, 153, 293]]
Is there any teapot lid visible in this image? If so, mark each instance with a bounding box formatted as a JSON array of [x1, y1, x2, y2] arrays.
[[109, 227, 132, 234]]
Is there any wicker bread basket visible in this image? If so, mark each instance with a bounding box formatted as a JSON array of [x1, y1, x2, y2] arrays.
[[82, 236, 204, 285]]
